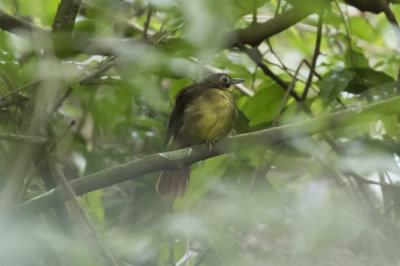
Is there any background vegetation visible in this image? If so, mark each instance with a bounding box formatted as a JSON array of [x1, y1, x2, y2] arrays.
[[1, 0, 400, 265]]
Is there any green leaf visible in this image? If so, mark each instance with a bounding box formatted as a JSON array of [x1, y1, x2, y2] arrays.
[[347, 68, 395, 94], [241, 83, 285, 126], [319, 67, 394, 104], [168, 78, 192, 101], [345, 49, 369, 68], [231, 0, 269, 18], [319, 69, 355, 105], [381, 115, 399, 139], [18, 0, 59, 26], [349, 17, 377, 42]]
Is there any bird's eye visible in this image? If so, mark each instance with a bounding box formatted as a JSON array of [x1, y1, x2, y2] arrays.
[[220, 76, 229, 83]]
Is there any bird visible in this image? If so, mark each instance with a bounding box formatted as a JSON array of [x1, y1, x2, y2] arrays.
[[156, 73, 245, 201]]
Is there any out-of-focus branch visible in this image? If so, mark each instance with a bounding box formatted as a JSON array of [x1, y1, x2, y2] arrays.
[[0, 0, 84, 215], [378, 0, 400, 86], [49, 160, 117, 266], [0, 132, 48, 145], [143, 5, 152, 39], [52, 0, 82, 33], [52, 0, 82, 57], [0, 1, 332, 56], [0, 10, 48, 36], [13, 95, 400, 219], [233, 1, 331, 46]]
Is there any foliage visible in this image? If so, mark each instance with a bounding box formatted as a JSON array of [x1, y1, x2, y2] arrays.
[[0, 0, 400, 265]]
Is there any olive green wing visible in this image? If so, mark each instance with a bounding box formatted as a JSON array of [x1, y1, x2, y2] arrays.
[[163, 84, 204, 146]]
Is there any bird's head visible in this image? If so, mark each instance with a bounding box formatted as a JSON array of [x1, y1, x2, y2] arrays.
[[200, 73, 245, 90]]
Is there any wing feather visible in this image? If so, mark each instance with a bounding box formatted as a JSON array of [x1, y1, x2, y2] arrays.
[[163, 84, 205, 146]]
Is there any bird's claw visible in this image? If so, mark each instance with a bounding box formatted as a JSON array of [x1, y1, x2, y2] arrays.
[[206, 140, 216, 151]]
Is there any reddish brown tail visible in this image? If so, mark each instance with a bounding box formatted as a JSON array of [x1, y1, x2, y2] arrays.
[[156, 167, 190, 200]]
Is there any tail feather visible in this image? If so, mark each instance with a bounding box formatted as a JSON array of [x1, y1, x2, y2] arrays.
[[156, 167, 190, 200]]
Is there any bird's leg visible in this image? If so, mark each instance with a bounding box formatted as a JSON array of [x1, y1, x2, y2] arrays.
[[206, 140, 216, 151]]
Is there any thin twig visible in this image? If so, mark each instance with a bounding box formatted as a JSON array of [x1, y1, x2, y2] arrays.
[[266, 39, 292, 75], [247, 58, 305, 193], [79, 58, 117, 85], [0, 132, 48, 145], [237, 45, 301, 101], [350, 172, 394, 188], [301, 8, 324, 101], [47, 120, 76, 154], [397, 68, 400, 94], [17, 160, 45, 202], [244, 46, 313, 115], [0, 80, 41, 102], [303, 60, 322, 80], [273, 59, 307, 125], [334, 0, 355, 67], [48, 86, 74, 116]]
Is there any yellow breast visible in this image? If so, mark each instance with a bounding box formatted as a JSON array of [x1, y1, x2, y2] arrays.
[[180, 89, 235, 145]]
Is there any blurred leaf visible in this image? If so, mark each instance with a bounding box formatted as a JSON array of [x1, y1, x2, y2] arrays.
[[345, 49, 369, 68], [320, 67, 394, 104], [18, 0, 58, 26], [241, 83, 284, 126], [381, 115, 400, 139], [174, 155, 230, 210], [347, 68, 395, 94], [168, 78, 193, 101], [78, 190, 105, 228], [231, 0, 269, 19], [319, 68, 355, 105], [349, 16, 378, 42]]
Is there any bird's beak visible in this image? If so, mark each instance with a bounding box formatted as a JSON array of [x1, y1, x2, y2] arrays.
[[231, 78, 245, 85]]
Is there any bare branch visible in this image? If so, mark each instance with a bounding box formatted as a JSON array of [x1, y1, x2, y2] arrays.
[[301, 8, 324, 101]]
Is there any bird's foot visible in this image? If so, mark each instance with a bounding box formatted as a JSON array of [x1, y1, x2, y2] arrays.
[[206, 140, 216, 151]]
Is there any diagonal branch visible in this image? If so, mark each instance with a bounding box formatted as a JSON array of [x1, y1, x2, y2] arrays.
[[12, 95, 400, 220]]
